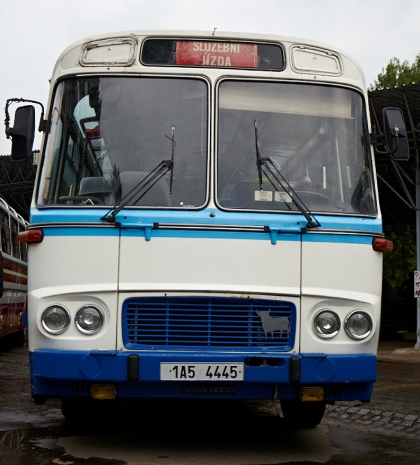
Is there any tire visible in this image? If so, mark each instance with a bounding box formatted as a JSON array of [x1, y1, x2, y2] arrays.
[[280, 400, 326, 428], [61, 398, 94, 423], [13, 328, 27, 346]]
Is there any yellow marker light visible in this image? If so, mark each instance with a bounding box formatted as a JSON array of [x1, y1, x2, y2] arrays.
[[91, 384, 116, 400], [301, 387, 324, 402]]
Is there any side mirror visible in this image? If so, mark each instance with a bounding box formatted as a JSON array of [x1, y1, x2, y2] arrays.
[[383, 107, 410, 161], [8, 105, 35, 162]]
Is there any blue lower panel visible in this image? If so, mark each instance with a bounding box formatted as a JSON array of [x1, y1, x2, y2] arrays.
[[30, 350, 376, 402]]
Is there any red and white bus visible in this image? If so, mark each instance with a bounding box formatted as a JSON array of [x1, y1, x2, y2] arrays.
[[0, 197, 28, 344]]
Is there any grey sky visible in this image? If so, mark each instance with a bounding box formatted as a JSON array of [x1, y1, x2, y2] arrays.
[[1, 0, 419, 154]]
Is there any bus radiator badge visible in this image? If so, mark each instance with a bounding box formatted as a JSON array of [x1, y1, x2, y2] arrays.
[[256, 310, 290, 340]]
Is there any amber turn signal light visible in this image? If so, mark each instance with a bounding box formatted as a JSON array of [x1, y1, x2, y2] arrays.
[[19, 229, 44, 244], [372, 238, 393, 252], [91, 384, 116, 400], [301, 387, 325, 402]]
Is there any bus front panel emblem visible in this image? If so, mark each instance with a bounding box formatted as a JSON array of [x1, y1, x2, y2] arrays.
[[256, 310, 290, 340]]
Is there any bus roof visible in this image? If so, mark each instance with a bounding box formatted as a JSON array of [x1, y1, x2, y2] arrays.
[[50, 30, 366, 93]]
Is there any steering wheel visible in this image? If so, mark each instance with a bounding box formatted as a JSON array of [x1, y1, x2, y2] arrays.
[[58, 195, 104, 205], [294, 191, 331, 207]]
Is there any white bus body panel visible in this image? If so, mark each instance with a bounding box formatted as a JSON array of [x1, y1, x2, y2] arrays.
[[118, 236, 300, 295], [27, 235, 119, 352], [301, 240, 382, 355]]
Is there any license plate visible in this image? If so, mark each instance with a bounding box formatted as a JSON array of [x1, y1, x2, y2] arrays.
[[160, 363, 244, 381]]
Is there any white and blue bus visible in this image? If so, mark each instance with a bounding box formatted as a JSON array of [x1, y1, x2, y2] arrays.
[[7, 30, 406, 426]]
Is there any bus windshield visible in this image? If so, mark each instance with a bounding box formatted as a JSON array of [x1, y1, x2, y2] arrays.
[[37, 77, 208, 209], [217, 80, 377, 216]]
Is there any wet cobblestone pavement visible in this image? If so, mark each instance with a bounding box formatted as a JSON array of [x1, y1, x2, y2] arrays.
[[2, 338, 420, 464], [0, 342, 63, 432], [2, 338, 420, 436], [323, 404, 420, 437]]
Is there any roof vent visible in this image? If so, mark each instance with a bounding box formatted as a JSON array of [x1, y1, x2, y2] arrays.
[[80, 37, 138, 67], [291, 45, 342, 76]]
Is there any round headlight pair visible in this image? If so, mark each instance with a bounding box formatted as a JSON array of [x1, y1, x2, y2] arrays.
[[313, 309, 372, 340], [41, 304, 104, 336]]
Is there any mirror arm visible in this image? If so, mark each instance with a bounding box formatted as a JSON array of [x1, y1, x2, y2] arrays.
[[370, 124, 400, 156], [4, 98, 47, 139], [7, 126, 27, 138]]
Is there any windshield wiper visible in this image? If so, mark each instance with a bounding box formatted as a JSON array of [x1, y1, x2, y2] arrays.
[[254, 118, 321, 229], [165, 126, 176, 194], [101, 128, 176, 223]]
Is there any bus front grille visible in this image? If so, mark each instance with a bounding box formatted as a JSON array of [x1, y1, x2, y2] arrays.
[[122, 296, 295, 351]]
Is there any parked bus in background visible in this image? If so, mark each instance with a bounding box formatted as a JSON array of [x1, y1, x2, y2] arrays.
[[5, 30, 408, 426], [0, 197, 28, 344]]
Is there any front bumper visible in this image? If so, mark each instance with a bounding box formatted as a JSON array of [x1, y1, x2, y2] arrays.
[[30, 350, 376, 403]]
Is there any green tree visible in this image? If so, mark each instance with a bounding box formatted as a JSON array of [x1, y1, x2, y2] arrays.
[[370, 54, 420, 90], [371, 55, 420, 294], [383, 226, 417, 290]]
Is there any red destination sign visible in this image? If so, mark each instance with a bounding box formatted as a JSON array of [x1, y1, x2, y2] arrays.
[[176, 41, 258, 68]]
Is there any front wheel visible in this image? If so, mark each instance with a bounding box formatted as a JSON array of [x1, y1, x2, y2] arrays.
[[14, 328, 27, 346], [280, 400, 326, 428], [61, 398, 97, 423]]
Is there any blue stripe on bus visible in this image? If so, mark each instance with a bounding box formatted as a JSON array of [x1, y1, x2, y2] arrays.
[[32, 208, 382, 244], [42, 228, 119, 237], [41, 227, 300, 242], [30, 207, 383, 233], [302, 234, 373, 245], [120, 228, 300, 242], [40, 227, 375, 245]]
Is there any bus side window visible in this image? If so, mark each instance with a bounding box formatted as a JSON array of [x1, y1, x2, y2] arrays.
[[1, 228, 6, 253], [0, 210, 11, 255], [10, 218, 20, 259], [19, 223, 28, 262]]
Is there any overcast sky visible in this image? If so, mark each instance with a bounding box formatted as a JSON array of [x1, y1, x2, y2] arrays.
[[1, 0, 419, 154]]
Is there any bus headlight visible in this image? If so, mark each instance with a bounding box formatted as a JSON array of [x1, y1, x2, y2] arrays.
[[41, 305, 71, 335], [75, 305, 104, 335], [345, 311, 372, 340], [313, 310, 341, 339]]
